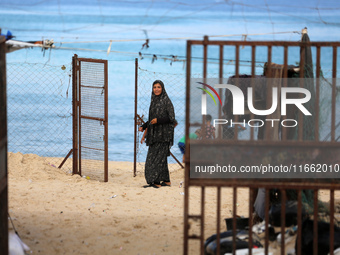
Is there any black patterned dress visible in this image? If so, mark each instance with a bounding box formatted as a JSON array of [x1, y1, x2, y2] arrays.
[[145, 142, 170, 184]]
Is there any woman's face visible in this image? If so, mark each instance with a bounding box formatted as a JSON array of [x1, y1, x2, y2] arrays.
[[153, 83, 162, 96]]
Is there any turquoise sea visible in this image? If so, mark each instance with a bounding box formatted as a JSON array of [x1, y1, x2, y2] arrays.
[[2, 0, 340, 161]]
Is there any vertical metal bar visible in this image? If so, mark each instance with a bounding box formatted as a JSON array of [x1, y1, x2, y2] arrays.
[[330, 189, 335, 255], [0, 186, 7, 254], [315, 47, 321, 141], [266, 46, 272, 78], [250, 45, 255, 141], [104, 60, 108, 182], [232, 187, 237, 255], [265, 46, 272, 140], [235, 45, 240, 78], [234, 45, 240, 140], [280, 189, 286, 255], [297, 190, 302, 255], [72, 54, 79, 175], [265, 188, 269, 254], [283, 46, 288, 78], [216, 187, 221, 255], [331, 46, 337, 141], [219, 45, 223, 139], [78, 61, 82, 176], [248, 188, 254, 255], [299, 46, 305, 141], [201, 187, 205, 255], [0, 35, 8, 255], [282, 46, 288, 141], [201, 36, 208, 140], [183, 40, 192, 255], [313, 189, 319, 255], [134, 58, 138, 177], [203, 36, 208, 79]]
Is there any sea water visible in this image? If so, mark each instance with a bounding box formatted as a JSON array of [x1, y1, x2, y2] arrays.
[[2, 0, 340, 161]]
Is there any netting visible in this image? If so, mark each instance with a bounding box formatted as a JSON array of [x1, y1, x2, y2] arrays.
[[79, 60, 106, 180], [7, 62, 72, 171]]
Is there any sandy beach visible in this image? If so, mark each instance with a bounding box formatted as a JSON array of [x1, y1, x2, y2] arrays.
[[8, 152, 340, 255], [7, 152, 250, 254]]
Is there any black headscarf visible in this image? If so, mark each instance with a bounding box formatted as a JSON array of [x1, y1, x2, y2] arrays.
[[146, 80, 175, 149]]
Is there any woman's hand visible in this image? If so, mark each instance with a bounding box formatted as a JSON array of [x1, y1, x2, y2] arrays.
[[150, 118, 157, 124], [141, 128, 147, 144]]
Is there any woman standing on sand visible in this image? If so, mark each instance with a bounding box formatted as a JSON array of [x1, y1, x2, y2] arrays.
[[139, 80, 175, 188]]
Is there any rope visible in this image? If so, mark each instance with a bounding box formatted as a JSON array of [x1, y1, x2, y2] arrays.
[[54, 30, 299, 44], [53, 47, 265, 67]]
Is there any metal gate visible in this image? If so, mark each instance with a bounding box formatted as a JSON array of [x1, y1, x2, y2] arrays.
[[184, 35, 340, 255], [72, 54, 108, 182]]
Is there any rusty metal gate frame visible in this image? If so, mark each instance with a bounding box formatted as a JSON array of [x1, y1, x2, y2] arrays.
[[0, 35, 8, 254], [72, 54, 108, 182], [184, 37, 340, 255]]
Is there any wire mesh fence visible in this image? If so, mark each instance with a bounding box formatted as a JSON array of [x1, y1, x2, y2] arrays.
[[7, 62, 73, 172], [136, 67, 187, 174]]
